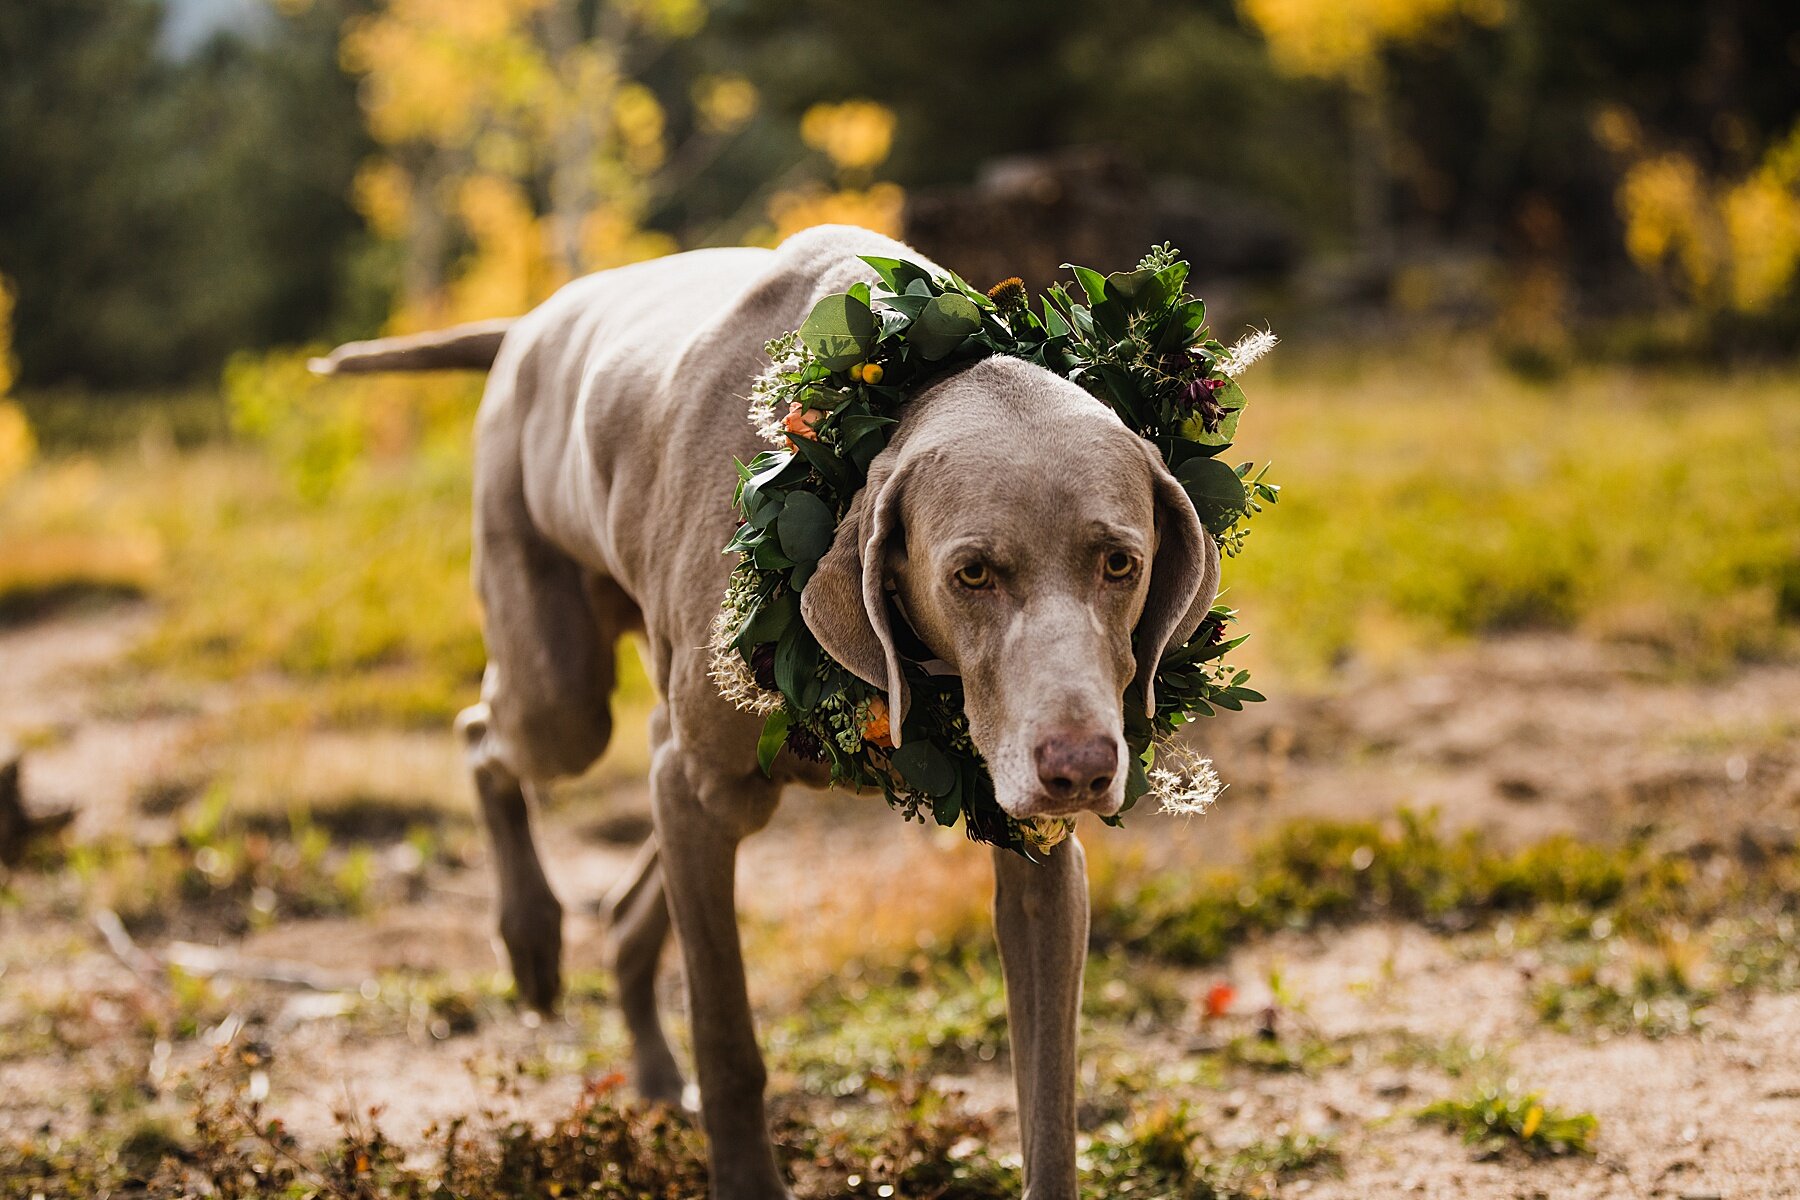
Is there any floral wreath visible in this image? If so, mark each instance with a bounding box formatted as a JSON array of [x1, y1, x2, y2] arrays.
[[709, 245, 1278, 856]]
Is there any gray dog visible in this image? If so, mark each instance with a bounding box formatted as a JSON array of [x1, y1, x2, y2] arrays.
[[313, 225, 1220, 1200]]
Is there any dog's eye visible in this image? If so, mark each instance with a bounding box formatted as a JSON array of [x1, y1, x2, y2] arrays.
[[953, 562, 994, 590], [1102, 551, 1137, 581]]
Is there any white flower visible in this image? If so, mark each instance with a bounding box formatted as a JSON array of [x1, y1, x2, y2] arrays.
[[707, 609, 783, 715], [1216, 328, 1278, 378], [746, 332, 810, 445], [1146, 738, 1224, 816]]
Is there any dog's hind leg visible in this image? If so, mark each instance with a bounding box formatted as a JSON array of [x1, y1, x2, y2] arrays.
[[650, 717, 790, 1200], [994, 835, 1089, 1200], [457, 704, 565, 1012], [603, 828, 687, 1105]]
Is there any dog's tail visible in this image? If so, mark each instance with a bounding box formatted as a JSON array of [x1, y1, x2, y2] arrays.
[[307, 318, 514, 377]]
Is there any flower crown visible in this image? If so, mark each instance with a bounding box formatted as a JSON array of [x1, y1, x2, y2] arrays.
[[710, 245, 1277, 855]]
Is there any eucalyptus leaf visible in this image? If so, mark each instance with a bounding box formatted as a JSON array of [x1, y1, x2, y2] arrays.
[[798, 292, 876, 371], [1175, 456, 1248, 535], [906, 293, 982, 360], [891, 739, 957, 798], [777, 490, 836, 564]]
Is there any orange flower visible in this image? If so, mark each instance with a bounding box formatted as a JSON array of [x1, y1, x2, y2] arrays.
[[1202, 982, 1236, 1020], [862, 696, 893, 748], [782, 401, 823, 441]]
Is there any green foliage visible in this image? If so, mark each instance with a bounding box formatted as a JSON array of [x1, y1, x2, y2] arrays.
[[1417, 1085, 1598, 1158], [0, 0, 374, 388], [1091, 810, 1695, 965], [1227, 353, 1800, 671], [1533, 944, 1716, 1039], [720, 249, 1272, 853]]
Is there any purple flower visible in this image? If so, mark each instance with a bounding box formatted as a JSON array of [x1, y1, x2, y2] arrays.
[[1180, 375, 1229, 432]]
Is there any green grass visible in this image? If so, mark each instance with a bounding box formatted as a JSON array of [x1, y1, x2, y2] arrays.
[[1227, 347, 1800, 674], [1416, 1084, 1598, 1158], [1087, 809, 1700, 966]]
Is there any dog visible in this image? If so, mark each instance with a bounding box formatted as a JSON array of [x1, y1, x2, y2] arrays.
[[312, 224, 1220, 1200]]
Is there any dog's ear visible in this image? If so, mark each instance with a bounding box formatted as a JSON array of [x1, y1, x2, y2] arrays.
[[801, 452, 912, 742], [1131, 444, 1222, 717]]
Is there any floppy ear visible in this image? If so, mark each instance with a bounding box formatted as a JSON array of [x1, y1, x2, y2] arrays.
[[1131, 445, 1222, 717], [801, 452, 913, 742]]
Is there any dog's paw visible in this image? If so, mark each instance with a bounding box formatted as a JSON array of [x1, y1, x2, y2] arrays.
[[497, 898, 564, 1013]]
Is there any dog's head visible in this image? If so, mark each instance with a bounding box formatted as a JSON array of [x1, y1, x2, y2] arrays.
[[802, 357, 1220, 819]]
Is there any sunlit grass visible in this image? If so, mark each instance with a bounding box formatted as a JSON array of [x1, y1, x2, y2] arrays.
[[1228, 347, 1800, 675]]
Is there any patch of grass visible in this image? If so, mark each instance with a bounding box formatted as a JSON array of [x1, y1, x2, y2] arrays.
[[1084, 1102, 1339, 1197], [37, 788, 395, 938], [1533, 938, 1717, 1039], [1217, 1029, 1349, 1075], [770, 942, 1011, 1091], [1090, 809, 1703, 967], [1416, 1083, 1598, 1158], [1231, 352, 1800, 674], [771, 943, 1189, 1094]]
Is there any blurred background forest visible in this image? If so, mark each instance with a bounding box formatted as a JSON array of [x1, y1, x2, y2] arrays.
[[3, 0, 1798, 684], [3, 2, 1800, 1196], [4, 0, 1800, 395]]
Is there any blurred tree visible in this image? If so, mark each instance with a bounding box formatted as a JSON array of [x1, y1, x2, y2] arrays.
[[342, 0, 709, 324], [0, 276, 33, 486], [0, 0, 373, 387]]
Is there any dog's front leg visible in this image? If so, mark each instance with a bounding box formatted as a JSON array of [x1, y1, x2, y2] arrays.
[[993, 835, 1089, 1200], [652, 740, 790, 1200]]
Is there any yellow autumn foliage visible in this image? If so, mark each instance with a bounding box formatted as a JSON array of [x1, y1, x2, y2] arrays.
[[1239, 0, 1507, 80], [1618, 120, 1800, 314], [767, 182, 905, 243], [0, 276, 33, 490], [693, 74, 758, 134], [800, 100, 897, 174]]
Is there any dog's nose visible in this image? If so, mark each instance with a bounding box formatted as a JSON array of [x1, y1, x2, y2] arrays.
[[1034, 732, 1118, 806]]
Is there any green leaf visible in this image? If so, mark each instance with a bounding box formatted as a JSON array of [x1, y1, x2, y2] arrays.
[[859, 255, 933, 293], [880, 291, 932, 321], [745, 489, 784, 530], [756, 711, 790, 776], [891, 739, 957, 798], [777, 490, 836, 564], [798, 292, 876, 371], [741, 451, 801, 512], [1064, 264, 1108, 304], [1105, 268, 1168, 313], [905, 294, 982, 360], [736, 588, 799, 649], [789, 432, 853, 494], [773, 626, 820, 708], [1175, 456, 1248, 535], [1179, 405, 1241, 447], [932, 783, 962, 826], [752, 540, 795, 570]]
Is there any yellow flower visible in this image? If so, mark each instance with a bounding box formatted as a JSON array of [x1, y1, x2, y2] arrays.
[[1521, 1104, 1543, 1140]]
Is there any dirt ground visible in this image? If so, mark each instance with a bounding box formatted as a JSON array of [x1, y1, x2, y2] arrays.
[[3, 601, 1799, 1197]]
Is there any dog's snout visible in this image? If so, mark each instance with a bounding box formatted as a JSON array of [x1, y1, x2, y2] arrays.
[[1034, 732, 1118, 806]]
